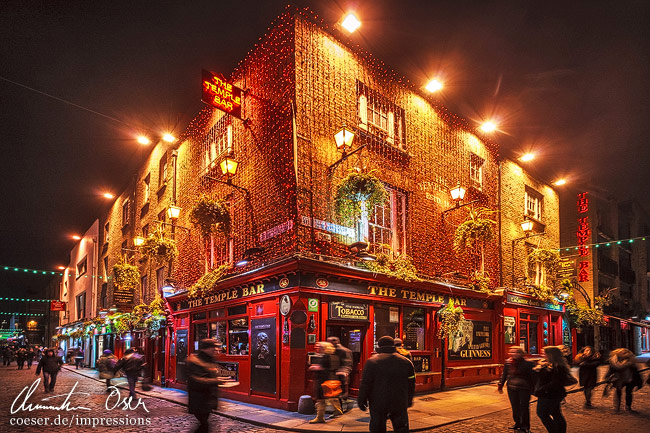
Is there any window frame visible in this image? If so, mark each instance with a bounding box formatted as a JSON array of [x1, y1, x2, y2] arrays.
[[525, 187, 543, 221], [158, 153, 168, 188], [203, 115, 233, 173], [122, 199, 130, 228], [76, 256, 88, 280], [76, 292, 86, 321], [470, 153, 484, 190], [357, 81, 406, 149], [143, 173, 151, 205], [359, 184, 407, 254]]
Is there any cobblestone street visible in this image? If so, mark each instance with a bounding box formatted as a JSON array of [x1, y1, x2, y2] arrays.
[[0, 365, 284, 433]]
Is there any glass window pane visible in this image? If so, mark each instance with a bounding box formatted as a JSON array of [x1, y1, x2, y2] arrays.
[[210, 321, 227, 351], [228, 305, 246, 316], [228, 317, 249, 355], [402, 307, 425, 350], [374, 304, 398, 347], [209, 309, 225, 319], [529, 324, 538, 354], [194, 323, 208, 351], [193, 312, 207, 321]]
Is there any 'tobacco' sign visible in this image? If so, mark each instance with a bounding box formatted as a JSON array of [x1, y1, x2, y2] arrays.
[[201, 69, 243, 119]]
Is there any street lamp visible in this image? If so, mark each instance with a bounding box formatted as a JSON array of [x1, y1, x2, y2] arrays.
[[341, 13, 361, 33], [133, 236, 145, 247], [480, 121, 497, 133], [511, 218, 545, 286], [442, 183, 477, 217], [167, 204, 181, 220], [328, 125, 365, 175], [425, 79, 444, 93]]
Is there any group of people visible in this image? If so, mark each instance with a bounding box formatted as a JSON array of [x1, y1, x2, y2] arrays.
[[1, 345, 47, 369], [500, 345, 648, 433], [97, 347, 147, 398]]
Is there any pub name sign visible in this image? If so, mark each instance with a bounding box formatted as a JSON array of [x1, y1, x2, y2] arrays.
[[201, 69, 243, 119]]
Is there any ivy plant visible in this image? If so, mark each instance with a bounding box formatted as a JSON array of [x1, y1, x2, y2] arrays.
[[112, 258, 140, 291], [188, 264, 232, 298], [140, 233, 178, 265], [358, 245, 421, 282], [335, 170, 388, 225], [453, 207, 497, 275], [437, 299, 466, 339], [190, 196, 231, 239]]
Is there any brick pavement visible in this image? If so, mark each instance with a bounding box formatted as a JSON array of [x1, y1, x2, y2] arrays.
[[0, 364, 284, 432]]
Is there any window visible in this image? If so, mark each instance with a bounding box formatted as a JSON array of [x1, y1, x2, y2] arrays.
[[100, 283, 107, 309], [76, 293, 86, 320], [357, 81, 405, 149], [360, 185, 407, 254], [525, 187, 543, 220], [143, 173, 151, 204], [141, 275, 148, 303], [228, 317, 249, 355], [402, 307, 426, 350], [76, 256, 87, 279], [210, 321, 228, 352], [104, 222, 110, 244], [158, 153, 168, 187], [103, 257, 108, 279], [142, 224, 149, 238], [203, 115, 232, 172], [207, 201, 233, 267], [519, 313, 539, 354], [122, 199, 130, 227], [158, 209, 166, 224], [470, 153, 484, 190], [156, 267, 165, 296]]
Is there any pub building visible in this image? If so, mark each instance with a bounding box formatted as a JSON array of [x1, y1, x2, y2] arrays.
[[164, 256, 502, 411], [500, 289, 567, 359]]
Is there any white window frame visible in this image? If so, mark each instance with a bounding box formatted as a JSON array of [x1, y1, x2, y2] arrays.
[[143, 173, 150, 204], [204, 116, 233, 172], [122, 199, 130, 227], [358, 185, 407, 254], [357, 82, 405, 149], [158, 154, 168, 187], [525, 187, 543, 220], [208, 200, 234, 267], [470, 153, 484, 189]]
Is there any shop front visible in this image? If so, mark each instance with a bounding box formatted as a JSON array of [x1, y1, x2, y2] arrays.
[[164, 257, 503, 411], [502, 290, 565, 360]]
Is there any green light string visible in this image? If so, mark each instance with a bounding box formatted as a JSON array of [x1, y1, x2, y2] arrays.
[[0, 297, 58, 303], [1, 265, 112, 280], [558, 235, 648, 252], [0, 312, 45, 316]]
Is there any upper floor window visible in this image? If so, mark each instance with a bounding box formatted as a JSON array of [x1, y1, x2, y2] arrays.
[[360, 185, 407, 254], [357, 82, 405, 149], [207, 201, 233, 267], [470, 153, 484, 190], [525, 187, 543, 220], [76, 256, 87, 280], [142, 224, 149, 238], [122, 199, 130, 227], [143, 173, 151, 204], [76, 293, 86, 321], [104, 221, 110, 244], [204, 115, 232, 172], [158, 153, 168, 187]]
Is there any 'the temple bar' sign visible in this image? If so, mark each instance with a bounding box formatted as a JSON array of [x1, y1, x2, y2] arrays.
[[201, 70, 243, 119]]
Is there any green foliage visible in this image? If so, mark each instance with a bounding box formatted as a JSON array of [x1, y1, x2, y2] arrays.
[[109, 314, 133, 335], [335, 170, 388, 225], [190, 196, 231, 238], [437, 299, 466, 339], [112, 258, 140, 291], [563, 283, 611, 328], [69, 329, 84, 339], [188, 264, 232, 298], [519, 284, 558, 303], [140, 233, 178, 265], [359, 247, 421, 282], [453, 207, 497, 255], [469, 271, 492, 293], [527, 248, 560, 270]]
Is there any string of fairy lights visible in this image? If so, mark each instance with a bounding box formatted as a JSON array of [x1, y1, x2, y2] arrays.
[[557, 235, 648, 252], [1, 265, 111, 279]]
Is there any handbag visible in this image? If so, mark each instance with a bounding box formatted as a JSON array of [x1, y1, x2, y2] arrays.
[[321, 380, 342, 398]]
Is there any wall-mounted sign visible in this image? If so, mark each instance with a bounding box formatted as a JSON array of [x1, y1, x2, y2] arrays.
[[216, 361, 239, 382], [576, 192, 591, 282], [201, 69, 243, 119], [51, 301, 66, 311], [316, 278, 329, 288], [280, 295, 292, 316], [448, 320, 492, 360], [329, 301, 369, 321], [113, 288, 134, 308], [412, 354, 431, 372], [250, 317, 276, 394], [506, 293, 562, 311], [307, 298, 319, 312], [300, 215, 354, 238], [259, 220, 294, 243], [504, 316, 516, 344], [557, 257, 577, 279]]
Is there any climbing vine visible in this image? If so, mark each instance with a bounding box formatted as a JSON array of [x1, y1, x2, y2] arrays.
[[358, 245, 420, 282]]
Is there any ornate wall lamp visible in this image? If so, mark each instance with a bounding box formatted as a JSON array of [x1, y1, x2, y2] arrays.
[[510, 216, 545, 286], [327, 125, 367, 175], [441, 182, 478, 217]]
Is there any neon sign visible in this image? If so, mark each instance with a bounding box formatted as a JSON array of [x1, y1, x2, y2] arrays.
[[201, 69, 243, 119], [577, 192, 590, 282]]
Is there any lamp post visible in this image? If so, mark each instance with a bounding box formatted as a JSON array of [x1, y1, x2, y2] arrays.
[[441, 182, 478, 217], [510, 217, 545, 287], [327, 125, 366, 175]]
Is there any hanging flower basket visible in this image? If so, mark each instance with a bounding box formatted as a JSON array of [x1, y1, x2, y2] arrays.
[[437, 299, 466, 339], [453, 207, 496, 255], [335, 171, 388, 225], [141, 234, 178, 265], [468, 271, 491, 293], [112, 258, 140, 291], [188, 264, 232, 298], [190, 196, 231, 238], [358, 245, 421, 282]]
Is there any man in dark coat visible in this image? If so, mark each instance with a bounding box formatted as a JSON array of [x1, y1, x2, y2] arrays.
[[114, 348, 145, 399], [35, 348, 63, 393], [358, 336, 415, 433], [574, 346, 600, 408], [186, 339, 224, 433]]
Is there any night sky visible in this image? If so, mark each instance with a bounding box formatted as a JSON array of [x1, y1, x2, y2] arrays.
[[1, 0, 649, 300]]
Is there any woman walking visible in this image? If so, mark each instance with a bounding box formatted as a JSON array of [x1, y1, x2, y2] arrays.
[[605, 348, 642, 413], [534, 346, 573, 433], [498, 347, 534, 433], [308, 341, 343, 424], [574, 346, 600, 408], [97, 349, 117, 390]]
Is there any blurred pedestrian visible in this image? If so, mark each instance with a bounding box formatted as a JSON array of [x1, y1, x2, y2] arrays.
[[308, 341, 343, 423], [186, 339, 224, 433], [358, 336, 415, 433], [114, 348, 145, 399], [1, 347, 10, 366], [16, 347, 27, 369], [533, 346, 574, 433], [574, 346, 600, 408], [35, 348, 63, 393], [26, 347, 35, 369], [394, 338, 413, 362], [498, 347, 534, 433], [605, 348, 643, 413], [327, 336, 353, 413], [97, 349, 117, 391], [74, 348, 84, 369]]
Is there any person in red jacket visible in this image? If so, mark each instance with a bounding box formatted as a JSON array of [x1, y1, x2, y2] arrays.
[[358, 336, 415, 433]]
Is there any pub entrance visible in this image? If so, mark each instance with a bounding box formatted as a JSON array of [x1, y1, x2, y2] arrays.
[[326, 324, 366, 395]]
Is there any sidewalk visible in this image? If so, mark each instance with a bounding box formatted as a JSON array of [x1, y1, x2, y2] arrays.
[[64, 356, 650, 432]]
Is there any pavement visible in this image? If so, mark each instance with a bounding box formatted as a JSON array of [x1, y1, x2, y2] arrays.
[[61, 352, 650, 432]]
